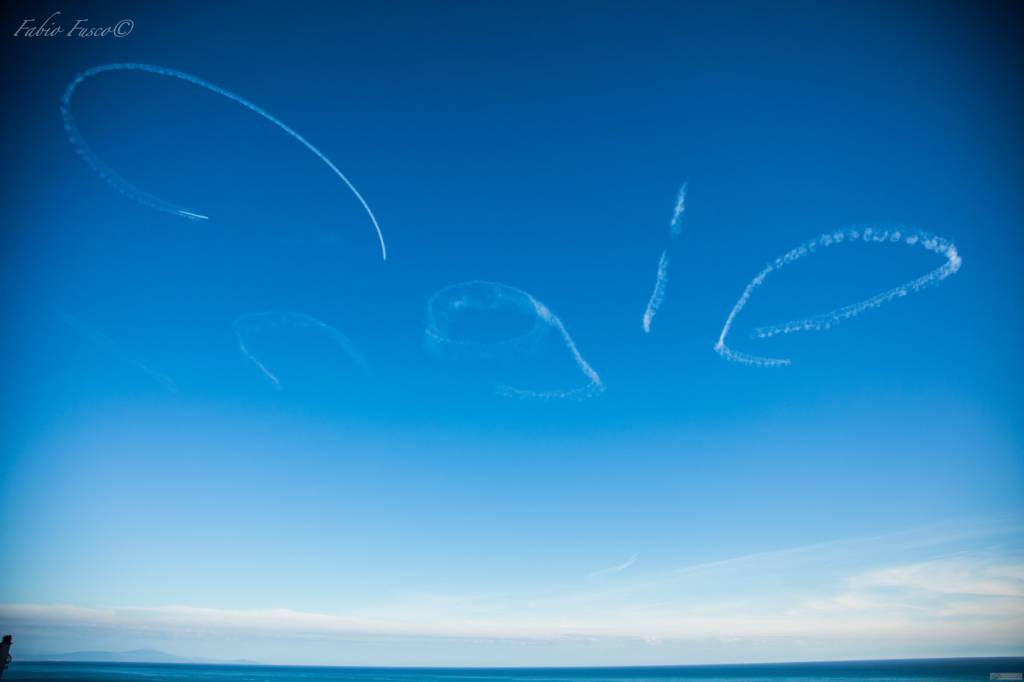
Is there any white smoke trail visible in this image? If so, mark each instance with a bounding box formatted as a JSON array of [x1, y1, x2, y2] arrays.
[[233, 311, 369, 390], [669, 183, 687, 236], [61, 63, 388, 260], [642, 183, 687, 333], [714, 227, 962, 367], [56, 309, 178, 393], [642, 250, 669, 334], [425, 281, 604, 400]]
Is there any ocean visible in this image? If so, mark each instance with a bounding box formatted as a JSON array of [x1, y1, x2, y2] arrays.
[[4, 659, 1024, 682]]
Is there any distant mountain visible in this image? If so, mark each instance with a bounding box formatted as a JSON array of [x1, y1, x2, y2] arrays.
[[22, 648, 257, 664]]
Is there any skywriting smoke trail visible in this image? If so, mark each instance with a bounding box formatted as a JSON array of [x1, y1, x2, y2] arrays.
[[61, 63, 388, 260], [425, 281, 604, 400], [642, 183, 687, 333], [714, 227, 962, 367], [233, 312, 369, 390], [57, 309, 178, 393]]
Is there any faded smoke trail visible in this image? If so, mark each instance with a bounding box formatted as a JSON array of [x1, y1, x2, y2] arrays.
[[642, 183, 687, 333], [233, 312, 369, 390], [57, 309, 178, 393], [425, 281, 604, 400], [669, 184, 687, 236], [61, 63, 388, 260], [714, 227, 962, 367]]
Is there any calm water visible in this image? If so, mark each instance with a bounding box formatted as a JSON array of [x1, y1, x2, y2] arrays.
[[5, 660, 1024, 682]]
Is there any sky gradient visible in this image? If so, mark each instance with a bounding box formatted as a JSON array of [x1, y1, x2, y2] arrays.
[[1, 0, 1023, 666]]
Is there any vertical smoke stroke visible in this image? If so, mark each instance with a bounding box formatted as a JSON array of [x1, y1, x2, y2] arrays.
[[642, 250, 670, 334], [714, 227, 962, 367], [669, 184, 687, 237], [61, 63, 387, 260], [642, 183, 687, 333]]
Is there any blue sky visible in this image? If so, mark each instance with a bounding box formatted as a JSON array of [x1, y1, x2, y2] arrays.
[[1, 0, 1022, 666]]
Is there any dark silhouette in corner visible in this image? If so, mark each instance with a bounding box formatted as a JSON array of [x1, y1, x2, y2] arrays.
[[0, 635, 11, 680]]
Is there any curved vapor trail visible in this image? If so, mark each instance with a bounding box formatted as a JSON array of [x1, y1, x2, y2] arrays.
[[499, 297, 604, 400], [56, 309, 178, 393], [714, 227, 962, 367], [642, 183, 687, 333], [61, 63, 387, 260], [233, 311, 369, 390], [426, 281, 604, 400], [425, 281, 547, 361]]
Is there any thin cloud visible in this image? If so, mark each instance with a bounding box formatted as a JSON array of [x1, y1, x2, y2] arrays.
[[587, 554, 638, 579], [4, 518, 1020, 664]]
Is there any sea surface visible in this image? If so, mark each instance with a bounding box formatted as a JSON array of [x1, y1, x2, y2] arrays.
[[4, 659, 1024, 682]]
